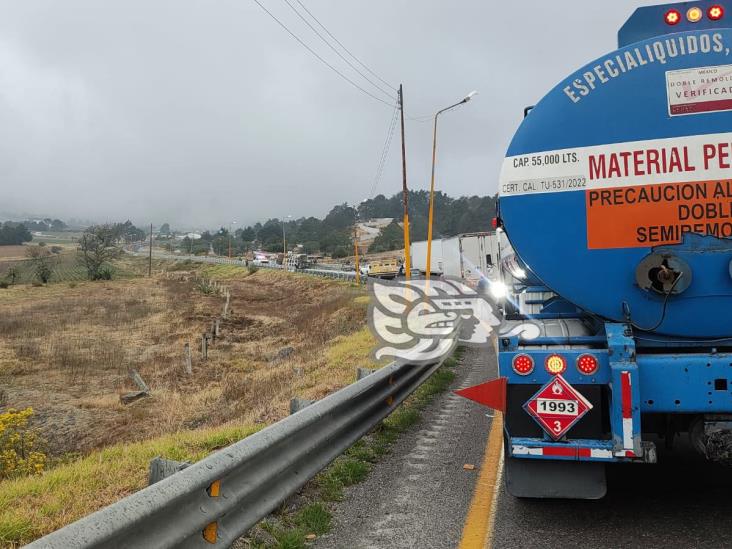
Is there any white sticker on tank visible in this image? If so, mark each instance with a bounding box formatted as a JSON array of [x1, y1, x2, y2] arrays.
[[666, 64, 732, 117]]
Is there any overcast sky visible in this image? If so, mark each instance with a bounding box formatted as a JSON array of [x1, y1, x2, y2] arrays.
[[0, 0, 661, 228]]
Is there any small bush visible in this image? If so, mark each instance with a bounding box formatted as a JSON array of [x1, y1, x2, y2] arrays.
[[0, 408, 46, 479], [247, 264, 258, 275], [0, 281, 8, 289], [443, 356, 458, 368], [96, 267, 113, 281], [5, 267, 19, 285]]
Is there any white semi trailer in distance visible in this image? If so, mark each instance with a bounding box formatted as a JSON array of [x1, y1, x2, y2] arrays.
[[410, 232, 499, 286]]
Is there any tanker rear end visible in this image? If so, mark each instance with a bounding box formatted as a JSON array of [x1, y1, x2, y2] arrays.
[[488, 1, 732, 498]]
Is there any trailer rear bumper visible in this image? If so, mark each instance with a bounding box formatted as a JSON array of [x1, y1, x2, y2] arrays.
[[508, 437, 657, 463]]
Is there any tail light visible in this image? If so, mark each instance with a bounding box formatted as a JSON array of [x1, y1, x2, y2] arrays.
[[576, 353, 599, 375], [665, 9, 681, 25], [512, 354, 534, 376], [545, 354, 567, 375], [709, 4, 725, 20]]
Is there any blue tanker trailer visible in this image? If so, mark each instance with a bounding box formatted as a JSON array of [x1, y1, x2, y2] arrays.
[[468, 1, 732, 498]]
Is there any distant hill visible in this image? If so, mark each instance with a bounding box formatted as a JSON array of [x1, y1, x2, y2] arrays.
[[184, 191, 497, 257]]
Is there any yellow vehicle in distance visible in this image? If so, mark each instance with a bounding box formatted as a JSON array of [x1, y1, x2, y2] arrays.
[[366, 258, 402, 279]]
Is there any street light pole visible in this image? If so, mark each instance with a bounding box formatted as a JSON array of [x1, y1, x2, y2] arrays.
[[352, 200, 366, 284], [425, 91, 478, 281]]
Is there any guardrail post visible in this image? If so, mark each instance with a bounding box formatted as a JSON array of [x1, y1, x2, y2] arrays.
[[356, 367, 376, 380], [148, 457, 190, 485], [290, 398, 315, 414]]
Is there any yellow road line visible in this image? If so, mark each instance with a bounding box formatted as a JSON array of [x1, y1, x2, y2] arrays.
[[458, 413, 504, 549]]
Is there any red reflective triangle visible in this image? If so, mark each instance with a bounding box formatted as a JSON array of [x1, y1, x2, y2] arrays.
[[454, 377, 507, 412]]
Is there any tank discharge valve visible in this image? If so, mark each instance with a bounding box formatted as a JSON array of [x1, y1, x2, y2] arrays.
[[635, 253, 692, 295]]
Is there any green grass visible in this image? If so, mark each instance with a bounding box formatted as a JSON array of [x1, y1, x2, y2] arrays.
[[295, 503, 331, 535], [0, 423, 261, 546], [0, 253, 140, 286]]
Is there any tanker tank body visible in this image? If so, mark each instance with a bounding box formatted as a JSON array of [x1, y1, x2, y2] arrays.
[[492, 1, 732, 499]]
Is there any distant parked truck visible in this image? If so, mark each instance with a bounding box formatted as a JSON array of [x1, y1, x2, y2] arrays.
[[367, 258, 401, 279], [410, 232, 499, 286]]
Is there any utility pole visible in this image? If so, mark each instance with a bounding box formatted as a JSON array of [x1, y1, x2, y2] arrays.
[[228, 221, 237, 259], [148, 223, 153, 277], [282, 222, 286, 257], [398, 84, 411, 279], [354, 222, 360, 285]]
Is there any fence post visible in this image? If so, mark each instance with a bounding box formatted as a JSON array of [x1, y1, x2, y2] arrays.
[[201, 333, 208, 360], [215, 318, 221, 338], [129, 369, 150, 393], [183, 343, 192, 375]]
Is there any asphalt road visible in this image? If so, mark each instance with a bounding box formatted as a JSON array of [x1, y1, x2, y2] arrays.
[[492, 436, 732, 549], [317, 346, 732, 549], [315, 347, 497, 549]]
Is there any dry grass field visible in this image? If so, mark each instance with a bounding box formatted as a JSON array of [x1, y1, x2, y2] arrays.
[[0, 262, 378, 545], [0, 265, 373, 455], [0, 247, 27, 261]]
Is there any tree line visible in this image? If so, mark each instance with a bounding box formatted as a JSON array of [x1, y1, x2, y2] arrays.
[[0, 223, 33, 246], [2, 221, 149, 287], [181, 190, 497, 257]]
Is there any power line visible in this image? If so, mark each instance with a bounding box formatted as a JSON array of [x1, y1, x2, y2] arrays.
[[281, 0, 396, 101], [406, 114, 434, 123], [252, 0, 397, 108], [293, 0, 397, 92], [369, 103, 399, 198]]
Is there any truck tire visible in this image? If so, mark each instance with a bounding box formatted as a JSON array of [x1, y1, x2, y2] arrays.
[[503, 436, 607, 499]]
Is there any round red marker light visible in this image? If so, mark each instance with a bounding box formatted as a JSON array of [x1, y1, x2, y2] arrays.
[[576, 353, 599, 375], [545, 354, 567, 375], [512, 354, 534, 376], [665, 9, 682, 25], [709, 5, 725, 20]]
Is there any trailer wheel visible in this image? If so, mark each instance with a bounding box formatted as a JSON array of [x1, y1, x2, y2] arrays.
[[503, 435, 607, 499]]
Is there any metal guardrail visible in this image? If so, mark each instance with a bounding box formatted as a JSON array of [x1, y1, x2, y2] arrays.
[[133, 251, 364, 283], [26, 360, 443, 548]]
